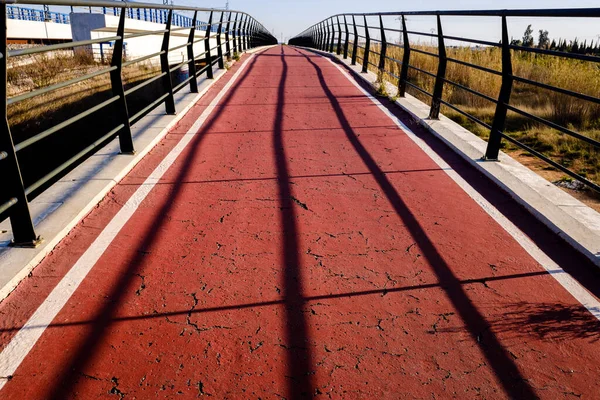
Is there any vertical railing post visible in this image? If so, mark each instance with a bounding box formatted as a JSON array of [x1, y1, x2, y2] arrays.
[[318, 22, 324, 50], [232, 13, 238, 55], [351, 16, 359, 65], [111, 8, 134, 153], [485, 16, 513, 160], [204, 11, 214, 79], [329, 18, 336, 53], [160, 9, 175, 114], [237, 15, 243, 52], [362, 15, 370, 73], [225, 12, 231, 60], [398, 15, 410, 97], [316, 22, 322, 50], [325, 19, 331, 52], [429, 15, 447, 119], [336, 16, 342, 55], [216, 12, 224, 68], [242, 15, 248, 51], [343, 15, 349, 59], [249, 19, 255, 49], [187, 11, 198, 93], [378, 15, 387, 72], [0, 4, 39, 247]]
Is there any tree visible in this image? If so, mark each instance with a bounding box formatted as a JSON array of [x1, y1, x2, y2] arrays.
[[571, 38, 579, 54], [522, 24, 534, 47], [538, 29, 550, 49], [549, 39, 557, 50]]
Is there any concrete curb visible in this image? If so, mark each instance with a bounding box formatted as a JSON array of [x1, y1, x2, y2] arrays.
[[296, 46, 600, 268], [0, 46, 275, 301]]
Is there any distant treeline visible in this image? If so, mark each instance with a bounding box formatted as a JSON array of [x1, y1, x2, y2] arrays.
[[510, 24, 599, 55]]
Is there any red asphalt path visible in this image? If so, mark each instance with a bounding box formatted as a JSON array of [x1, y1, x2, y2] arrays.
[[0, 46, 599, 399]]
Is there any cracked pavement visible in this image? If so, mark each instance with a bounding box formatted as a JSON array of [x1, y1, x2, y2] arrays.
[[0, 46, 599, 399]]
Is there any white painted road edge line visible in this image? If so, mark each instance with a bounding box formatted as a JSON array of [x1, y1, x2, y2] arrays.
[[0, 64, 231, 301], [0, 52, 257, 389], [323, 55, 600, 322]]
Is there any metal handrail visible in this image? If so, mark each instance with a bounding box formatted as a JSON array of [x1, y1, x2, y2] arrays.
[[289, 9, 600, 195], [0, 0, 277, 246]]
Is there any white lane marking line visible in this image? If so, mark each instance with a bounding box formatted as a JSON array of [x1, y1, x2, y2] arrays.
[[0, 53, 257, 388], [322, 54, 600, 321]]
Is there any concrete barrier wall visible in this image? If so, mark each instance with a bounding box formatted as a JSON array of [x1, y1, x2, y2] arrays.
[[71, 13, 225, 66], [7, 19, 72, 41]]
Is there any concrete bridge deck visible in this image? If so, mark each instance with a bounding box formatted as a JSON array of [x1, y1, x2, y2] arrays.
[[0, 45, 599, 399]]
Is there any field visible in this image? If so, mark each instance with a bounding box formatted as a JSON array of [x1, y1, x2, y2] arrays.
[[354, 43, 600, 205]]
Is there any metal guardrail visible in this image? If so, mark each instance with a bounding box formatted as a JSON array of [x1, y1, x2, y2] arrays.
[[7, 4, 69, 23], [289, 9, 600, 195], [0, 0, 276, 247]]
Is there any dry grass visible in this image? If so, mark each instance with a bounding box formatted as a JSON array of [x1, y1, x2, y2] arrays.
[[353, 43, 600, 191], [7, 51, 160, 134]]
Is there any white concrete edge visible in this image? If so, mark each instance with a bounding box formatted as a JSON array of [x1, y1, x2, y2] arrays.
[[0, 46, 275, 301], [296, 46, 600, 269]]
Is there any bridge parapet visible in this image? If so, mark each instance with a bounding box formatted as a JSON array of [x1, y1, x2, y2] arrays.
[[290, 9, 600, 196], [0, 0, 277, 246]]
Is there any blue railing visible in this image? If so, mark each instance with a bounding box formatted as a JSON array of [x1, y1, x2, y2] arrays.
[[6, 5, 70, 24], [5, 5, 211, 29]]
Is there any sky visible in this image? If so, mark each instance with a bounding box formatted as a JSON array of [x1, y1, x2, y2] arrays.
[[170, 0, 600, 44], [48, 0, 600, 45]]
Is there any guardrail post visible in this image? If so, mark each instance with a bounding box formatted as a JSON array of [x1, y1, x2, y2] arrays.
[[351, 16, 358, 65], [429, 15, 447, 119], [187, 11, 198, 93], [336, 16, 342, 55], [329, 19, 336, 53], [111, 8, 134, 153], [242, 15, 248, 51], [317, 22, 325, 50], [398, 15, 410, 97], [216, 12, 224, 68], [0, 5, 39, 247], [343, 16, 349, 59], [237, 15, 243, 52], [225, 12, 231, 60], [232, 13, 238, 55], [362, 15, 370, 73], [205, 11, 214, 79], [485, 16, 513, 160], [324, 20, 330, 52], [378, 15, 387, 72], [160, 9, 175, 114]]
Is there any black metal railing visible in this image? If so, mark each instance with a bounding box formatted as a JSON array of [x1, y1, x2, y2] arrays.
[[1, 0, 276, 246], [289, 9, 600, 196]]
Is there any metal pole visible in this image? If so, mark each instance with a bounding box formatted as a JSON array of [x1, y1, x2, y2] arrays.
[[111, 8, 134, 153], [343, 15, 349, 59], [398, 15, 410, 97], [378, 15, 387, 71], [232, 12, 238, 55], [0, 5, 40, 247], [429, 15, 447, 119], [329, 18, 335, 53], [160, 9, 176, 114], [225, 11, 231, 60], [351, 15, 358, 65], [336, 16, 342, 55], [485, 16, 513, 160], [204, 11, 214, 79], [216, 11, 224, 68], [362, 15, 370, 73], [187, 11, 198, 93]]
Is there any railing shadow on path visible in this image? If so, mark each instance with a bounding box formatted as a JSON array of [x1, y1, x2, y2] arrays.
[[290, 46, 538, 399], [44, 52, 268, 399], [271, 45, 315, 399], [297, 47, 600, 300]]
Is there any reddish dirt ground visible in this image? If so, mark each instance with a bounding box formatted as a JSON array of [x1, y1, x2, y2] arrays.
[[0, 46, 599, 399]]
